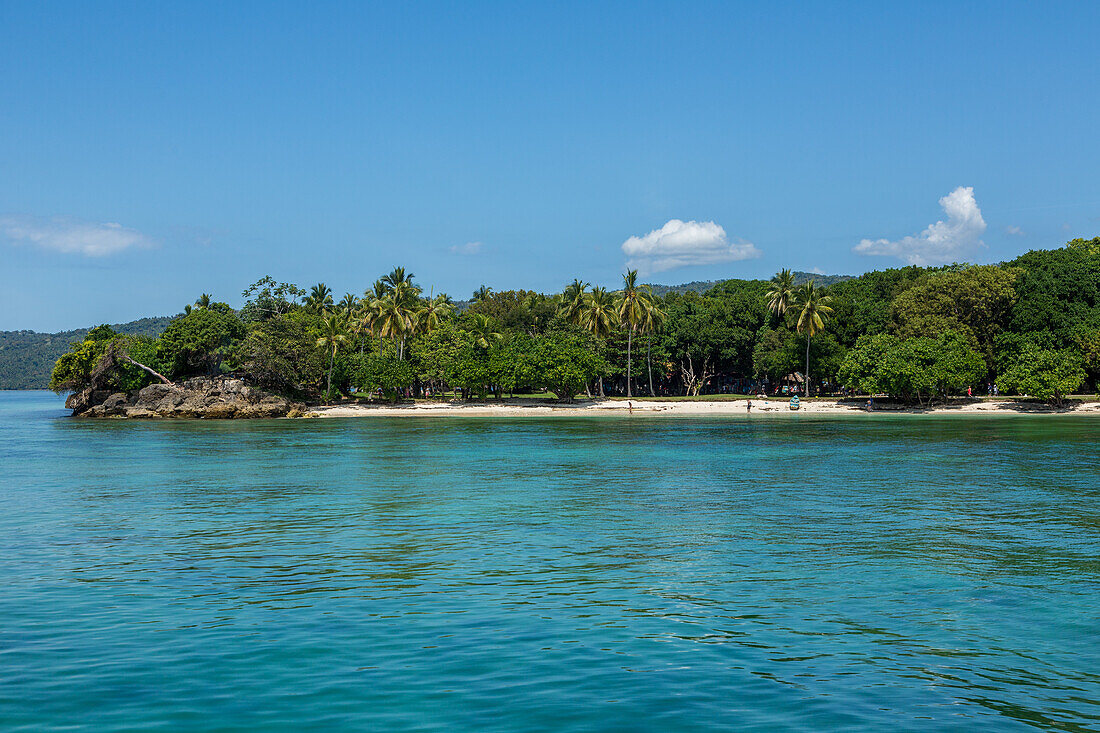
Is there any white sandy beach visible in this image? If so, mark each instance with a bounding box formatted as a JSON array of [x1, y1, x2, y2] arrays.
[[310, 398, 1100, 418]]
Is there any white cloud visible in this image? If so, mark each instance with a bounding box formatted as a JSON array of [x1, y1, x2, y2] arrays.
[[621, 219, 761, 275], [853, 187, 987, 266], [450, 241, 483, 255], [0, 215, 154, 257], [1004, 225, 1024, 236], [810, 266, 825, 275]]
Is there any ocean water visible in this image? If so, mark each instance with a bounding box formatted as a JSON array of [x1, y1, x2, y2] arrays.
[[1, 390, 1098, 732]]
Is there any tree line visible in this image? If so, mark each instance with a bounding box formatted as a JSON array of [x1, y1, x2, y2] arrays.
[[50, 237, 1100, 405]]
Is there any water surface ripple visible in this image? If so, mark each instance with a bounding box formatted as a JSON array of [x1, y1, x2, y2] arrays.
[[2, 391, 1098, 731]]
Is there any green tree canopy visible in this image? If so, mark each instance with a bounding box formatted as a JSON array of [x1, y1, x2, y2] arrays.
[[998, 343, 1086, 406], [892, 265, 1021, 372], [157, 308, 246, 377]]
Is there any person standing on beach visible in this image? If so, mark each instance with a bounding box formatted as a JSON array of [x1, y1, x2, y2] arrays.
[[967, 385, 972, 398]]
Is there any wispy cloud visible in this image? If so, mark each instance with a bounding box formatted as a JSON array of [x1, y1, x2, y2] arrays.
[[0, 215, 155, 257], [450, 241, 483, 255], [1004, 225, 1024, 236], [621, 219, 761, 275], [853, 187, 986, 266]]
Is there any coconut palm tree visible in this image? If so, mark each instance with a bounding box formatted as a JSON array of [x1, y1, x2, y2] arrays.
[[374, 288, 420, 361], [617, 270, 651, 398], [580, 286, 618, 397], [339, 293, 358, 315], [471, 285, 493, 303], [468, 313, 503, 349], [793, 280, 833, 397], [306, 283, 334, 313], [391, 280, 422, 359], [559, 278, 589, 325], [381, 266, 415, 291], [418, 290, 454, 335], [316, 312, 350, 401], [195, 293, 212, 309], [349, 305, 374, 355], [367, 280, 388, 301], [641, 295, 666, 397], [766, 269, 796, 322], [372, 297, 404, 353]]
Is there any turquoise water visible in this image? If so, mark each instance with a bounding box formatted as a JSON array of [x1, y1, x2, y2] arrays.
[[1, 391, 1098, 732]]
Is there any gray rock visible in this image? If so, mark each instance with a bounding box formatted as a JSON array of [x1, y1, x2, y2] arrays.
[[73, 375, 297, 420]]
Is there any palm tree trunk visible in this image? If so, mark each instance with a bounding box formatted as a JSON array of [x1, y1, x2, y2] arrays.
[[647, 335, 655, 397], [598, 375, 605, 398], [804, 334, 811, 398], [327, 348, 335, 400], [626, 328, 633, 398]]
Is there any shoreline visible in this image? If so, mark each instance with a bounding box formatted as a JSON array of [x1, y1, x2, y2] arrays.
[[311, 398, 1100, 418]]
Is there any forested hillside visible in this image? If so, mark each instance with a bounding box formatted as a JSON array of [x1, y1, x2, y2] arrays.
[[0, 316, 175, 389], [646, 271, 850, 298]]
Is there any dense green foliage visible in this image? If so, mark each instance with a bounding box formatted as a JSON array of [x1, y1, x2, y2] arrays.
[[838, 331, 986, 405], [157, 305, 246, 377], [0, 316, 173, 389], [39, 238, 1100, 404]]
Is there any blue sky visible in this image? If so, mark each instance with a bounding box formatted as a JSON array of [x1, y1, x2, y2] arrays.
[[2, 1, 1099, 331]]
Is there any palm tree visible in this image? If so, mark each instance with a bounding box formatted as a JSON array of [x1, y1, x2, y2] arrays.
[[367, 280, 388, 301], [316, 312, 350, 401], [617, 270, 651, 398], [374, 294, 416, 360], [349, 305, 374, 355], [766, 269, 796, 322], [382, 266, 415, 292], [195, 293, 212, 309], [580, 286, 618, 397], [559, 278, 589, 325], [468, 313, 503, 349], [391, 280, 422, 359], [640, 295, 666, 397], [306, 283, 334, 313], [793, 280, 833, 398], [471, 285, 492, 303], [418, 290, 454, 335], [339, 293, 358, 315]]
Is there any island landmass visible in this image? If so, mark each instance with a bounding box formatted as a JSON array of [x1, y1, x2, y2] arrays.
[[45, 238, 1100, 418]]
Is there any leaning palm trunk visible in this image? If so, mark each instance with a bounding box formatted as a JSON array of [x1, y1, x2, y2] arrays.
[[120, 354, 173, 385]]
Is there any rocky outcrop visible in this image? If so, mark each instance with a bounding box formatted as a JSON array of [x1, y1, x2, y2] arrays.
[[68, 376, 305, 419]]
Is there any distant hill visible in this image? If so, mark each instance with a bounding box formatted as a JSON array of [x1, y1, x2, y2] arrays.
[[646, 271, 852, 296], [0, 316, 176, 390]]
